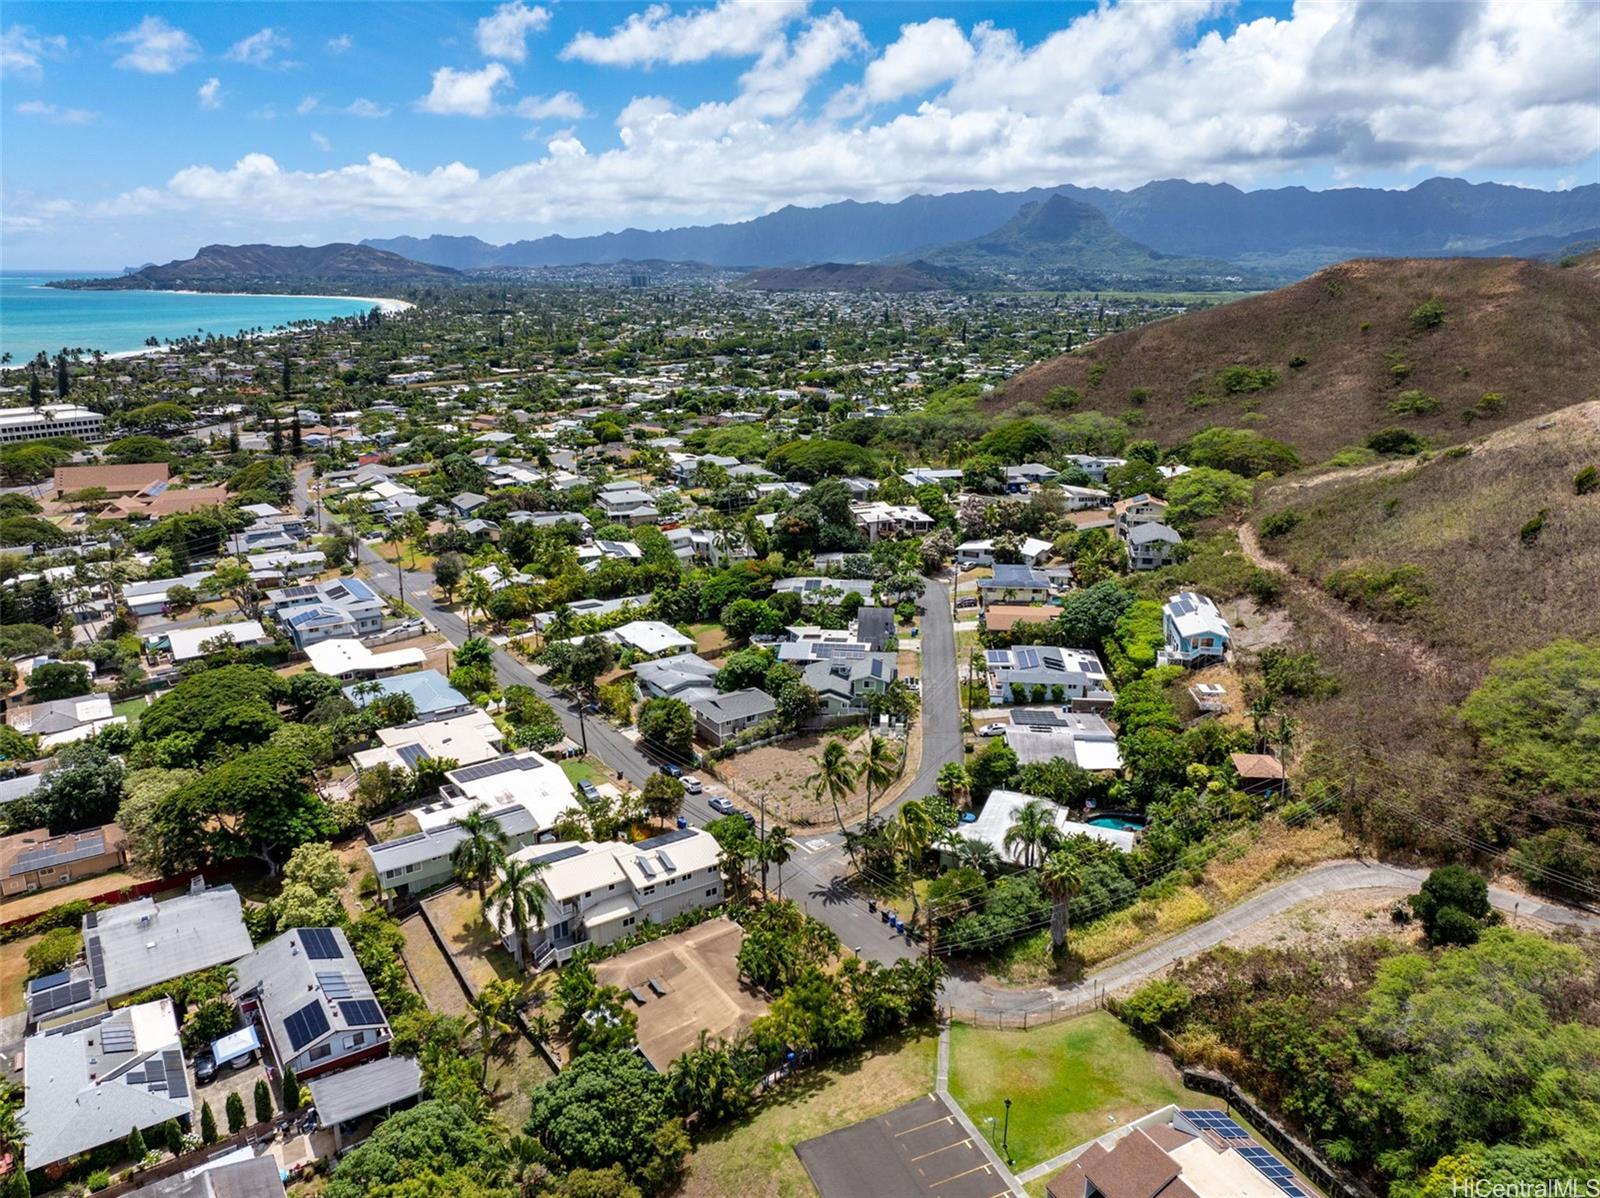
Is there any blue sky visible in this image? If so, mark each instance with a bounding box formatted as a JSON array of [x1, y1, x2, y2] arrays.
[[3, 0, 1597, 268]]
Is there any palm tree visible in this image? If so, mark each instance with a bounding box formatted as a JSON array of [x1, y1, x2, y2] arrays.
[[765, 825, 793, 900], [489, 856, 551, 969], [808, 739, 858, 856], [1040, 848, 1084, 954], [469, 978, 519, 1086], [890, 799, 936, 926], [1273, 714, 1298, 793], [451, 805, 508, 904], [1248, 692, 1276, 753], [857, 734, 899, 827], [462, 571, 492, 638], [1003, 798, 1062, 869]]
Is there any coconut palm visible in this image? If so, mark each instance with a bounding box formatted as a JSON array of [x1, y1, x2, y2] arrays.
[[461, 571, 493, 638], [1003, 798, 1062, 869], [1248, 692, 1276, 752], [765, 825, 793, 900], [808, 739, 859, 855], [1040, 848, 1085, 953], [890, 799, 937, 926], [469, 978, 520, 1085], [857, 734, 900, 827], [489, 855, 551, 969], [451, 805, 509, 904]]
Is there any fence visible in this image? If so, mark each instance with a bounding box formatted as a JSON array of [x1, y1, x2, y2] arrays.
[[0, 859, 247, 934], [940, 987, 1106, 1030], [86, 1118, 279, 1198]]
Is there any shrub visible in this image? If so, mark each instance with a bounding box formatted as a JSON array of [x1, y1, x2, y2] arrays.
[[200, 1101, 218, 1144], [1213, 365, 1279, 395], [1365, 427, 1426, 455], [26, 926, 82, 979], [1257, 508, 1301, 538], [1574, 466, 1598, 496], [225, 1091, 246, 1133], [1118, 978, 1192, 1030], [87, 1169, 112, 1192], [1410, 865, 1490, 946], [1326, 563, 1432, 615], [1409, 298, 1447, 330], [1388, 389, 1438, 416]]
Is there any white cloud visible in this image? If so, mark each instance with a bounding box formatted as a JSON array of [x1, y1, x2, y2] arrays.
[[109, 15, 200, 74], [198, 77, 222, 110], [23, 0, 1599, 246], [343, 98, 392, 119], [515, 91, 589, 121], [859, 18, 973, 105], [15, 99, 98, 125], [476, 2, 550, 63], [418, 62, 513, 116], [563, 0, 809, 66], [2, 24, 68, 79], [296, 94, 321, 116], [326, 34, 353, 54], [311, 132, 332, 152], [225, 27, 291, 67]]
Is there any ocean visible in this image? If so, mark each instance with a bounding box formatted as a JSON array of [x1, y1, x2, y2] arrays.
[[0, 271, 398, 360]]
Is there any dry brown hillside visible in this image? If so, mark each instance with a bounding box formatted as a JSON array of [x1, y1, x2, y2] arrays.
[[994, 252, 1600, 461]]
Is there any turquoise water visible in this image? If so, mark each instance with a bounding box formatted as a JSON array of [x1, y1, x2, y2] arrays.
[[0, 271, 387, 360], [1087, 815, 1146, 831]]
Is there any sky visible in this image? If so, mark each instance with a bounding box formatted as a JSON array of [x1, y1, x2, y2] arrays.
[[3, 0, 1598, 268]]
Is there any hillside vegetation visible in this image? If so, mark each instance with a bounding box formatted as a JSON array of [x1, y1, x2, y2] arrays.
[[55, 242, 461, 291], [993, 252, 1600, 460]]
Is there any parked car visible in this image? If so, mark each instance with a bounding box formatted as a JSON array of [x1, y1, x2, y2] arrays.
[[956, 596, 978, 609], [680, 776, 703, 794], [707, 795, 736, 815], [660, 762, 683, 778], [978, 723, 1006, 737], [578, 779, 600, 800], [193, 1049, 218, 1084], [735, 810, 756, 826]]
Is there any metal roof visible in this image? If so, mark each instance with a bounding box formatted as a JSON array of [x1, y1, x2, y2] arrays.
[[306, 1055, 422, 1125]]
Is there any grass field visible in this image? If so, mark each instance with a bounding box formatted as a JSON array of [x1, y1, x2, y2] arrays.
[[681, 1027, 938, 1198], [0, 935, 41, 1017], [948, 1012, 1218, 1171], [561, 759, 603, 787], [111, 696, 148, 727]]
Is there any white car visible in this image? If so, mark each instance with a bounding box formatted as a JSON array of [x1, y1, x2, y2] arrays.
[[978, 723, 1006, 737], [680, 776, 703, 794]]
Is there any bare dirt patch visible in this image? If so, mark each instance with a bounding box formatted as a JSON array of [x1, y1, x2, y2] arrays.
[[398, 913, 469, 1016], [714, 728, 911, 830]]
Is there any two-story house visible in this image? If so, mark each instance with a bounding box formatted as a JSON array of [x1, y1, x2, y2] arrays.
[[802, 652, 898, 716], [976, 563, 1054, 609], [1113, 494, 1170, 540], [1159, 591, 1232, 667], [1126, 522, 1184, 570], [266, 578, 386, 648], [689, 688, 778, 745], [985, 646, 1110, 704], [850, 501, 933, 543]]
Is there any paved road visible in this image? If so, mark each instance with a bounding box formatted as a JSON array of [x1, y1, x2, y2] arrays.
[[939, 858, 1600, 1013]]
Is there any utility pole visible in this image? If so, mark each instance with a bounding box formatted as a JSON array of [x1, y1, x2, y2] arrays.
[[577, 705, 589, 755], [759, 791, 769, 903]]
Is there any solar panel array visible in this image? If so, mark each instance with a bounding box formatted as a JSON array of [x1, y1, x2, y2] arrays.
[[29, 970, 71, 993], [341, 999, 384, 1027], [1180, 1110, 1253, 1145], [317, 971, 353, 999], [452, 756, 530, 784], [100, 1024, 137, 1054], [30, 977, 92, 1016], [637, 827, 697, 850], [1237, 1145, 1312, 1198], [284, 1000, 331, 1051], [396, 743, 432, 768], [126, 1055, 165, 1090], [87, 937, 107, 989], [301, 928, 343, 960], [163, 1050, 189, 1099], [15, 832, 106, 872]]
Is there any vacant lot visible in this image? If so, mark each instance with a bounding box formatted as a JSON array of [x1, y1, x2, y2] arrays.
[[421, 885, 522, 996], [681, 1028, 938, 1198], [398, 912, 469, 1016], [0, 935, 42, 1017], [593, 918, 767, 1071], [948, 1012, 1219, 1171], [717, 728, 910, 829]]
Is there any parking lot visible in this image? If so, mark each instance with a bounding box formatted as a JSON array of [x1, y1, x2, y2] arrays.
[[796, 1094, 1012, 1198]]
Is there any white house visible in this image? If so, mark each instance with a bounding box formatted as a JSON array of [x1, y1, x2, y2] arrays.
[[1159, 591, 1231, 667], [985, 646, 1110, 704], [851, 501, 933, 543], [414, 751, 578, 836], [1113, 494, 1170, 540], [957, 789, 1136, 868], [1126, 522, 1184, 571], [352, 708, 506, 774], [957, 538, 1054, 569]]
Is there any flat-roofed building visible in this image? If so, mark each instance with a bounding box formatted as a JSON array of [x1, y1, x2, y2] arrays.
[[1, 404, 105, 446]]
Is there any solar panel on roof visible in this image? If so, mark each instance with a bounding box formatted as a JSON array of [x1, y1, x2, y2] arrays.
[[29, 971, 71, 993], [87, 938, 107, 989], [163, 1050, 188, 1099], [341, 999, 384, 1027], [396, 743, 432, 768], [1236, 1145, 1311, 1197], [451, 756, 529, 783], [317, 971, 353, 999], [29, 977, 92, 1016], [284, 1000, 331, 1051], [100, 1025, 136, 1053], [141, 1058, 166, 1089], [301, 928, 343, 960], [656, 850, 676, 871], [637, 856, 656, 878]]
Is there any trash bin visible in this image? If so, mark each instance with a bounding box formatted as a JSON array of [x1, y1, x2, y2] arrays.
[[867, 900, 877, 914]]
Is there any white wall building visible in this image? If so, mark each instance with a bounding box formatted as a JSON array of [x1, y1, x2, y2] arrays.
[[0, 404, 106, 445]]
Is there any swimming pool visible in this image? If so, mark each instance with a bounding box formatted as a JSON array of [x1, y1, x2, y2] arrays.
[[1087, 814, 1146, 831]]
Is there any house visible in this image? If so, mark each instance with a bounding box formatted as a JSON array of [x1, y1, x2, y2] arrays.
[[1061, 484, 1112, 510], [854, 605, 895, 652], [672, 453, 739, 484], [342, 670, 471, 721], [98, 486, 232, 523], [0, 822, 128, 897], [304, 638, 425, 680], [851, 501, 933, 543], [985, 645, 1109, 704], [368, 803, 542, 902], [231, 926, 392, 1081], [901, 467, 964, 488], [977, 563, 1053, 609], [7, 694, 125, 750], [689, 688, 777, 745], [1114, 493, 1170, 539], [1159, 591, 1231, 667], [777, 628, 872, 665], [957, 537, 1054, 568], [496, 827, 724, 969], [606, 619, 695, 659], [267, 578, 385, 648], [1060, 453, 1126, 482], [802, 652, 897, 716], [247, 549, 326, 583], [1044, 1107, 1312, 1198], [774, 576, 874, 604], [960, 790, 1135, 867], [1127, 522, 1183, 571], [665, 525, 753, 567], [136, 1155, 288, 1198], [53, 462, 168, 497], [505, 510, 592, 537], [633, 653, 721, 702], [1230, 752, 1288, 797], [123, 570, 215, 617], [982, 605, 1061, 636], [1001, 710, 1123, 772], [450, 492, 490, 518], [1004, 463, 1059, 491], [20, 999, 193, 1169], [596, 482, 660, 525], [165, 620, 272, 662], [577, 539, 643, 570], [352, 708, 506, 774], [418, 750, 579, 835]]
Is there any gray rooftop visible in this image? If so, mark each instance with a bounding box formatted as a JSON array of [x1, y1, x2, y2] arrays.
[[231, 927, 387, 1064], [306, 1054, 422, 1125], [368, 804, 539, 872], [86, 886, 253, 999], [138, 1156, 287, 1198]]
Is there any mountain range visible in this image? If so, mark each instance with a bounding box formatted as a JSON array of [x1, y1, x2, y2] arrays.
[[52, 243, 461, 292], [366, 177, 1600, 278]]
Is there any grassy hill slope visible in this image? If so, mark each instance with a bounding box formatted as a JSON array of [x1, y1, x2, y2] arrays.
[[992, 252, 1600, 461]]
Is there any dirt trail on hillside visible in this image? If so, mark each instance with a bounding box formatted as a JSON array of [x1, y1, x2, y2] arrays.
[[1235, 520, 1449, 682]]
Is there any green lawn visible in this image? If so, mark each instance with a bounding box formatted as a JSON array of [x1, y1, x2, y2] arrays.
[[561, 759, 602, 787], [948, 1012, 1219, 1171], [112, 696, 148, 728], [681, 1028, 938, 1198]]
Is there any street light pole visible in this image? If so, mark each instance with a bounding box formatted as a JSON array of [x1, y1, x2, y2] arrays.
[[1002, 1098, 1012, 1164]]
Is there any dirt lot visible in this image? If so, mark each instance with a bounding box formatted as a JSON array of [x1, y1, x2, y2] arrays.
[[1223, 594, 1294, 653], [421, 885, 522, 995], [593, 918, 768, 1070], [398, 912, 471, 1016], [715, 728, 913, 830]]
